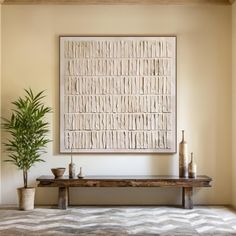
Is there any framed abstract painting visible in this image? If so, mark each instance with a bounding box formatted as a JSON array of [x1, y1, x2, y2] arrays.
[[60, 36, 176, 153]]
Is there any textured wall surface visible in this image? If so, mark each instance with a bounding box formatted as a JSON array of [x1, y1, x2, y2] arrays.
[[60, 37, 176, 153], [1, 5, 232, 205]]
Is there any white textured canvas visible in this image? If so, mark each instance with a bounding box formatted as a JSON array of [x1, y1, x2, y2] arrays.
[[60, 36, 176, 153]]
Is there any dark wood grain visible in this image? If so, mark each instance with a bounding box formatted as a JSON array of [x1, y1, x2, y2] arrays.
[[182, 187, 193, 209], [58, 187, 68, 209], [37, 175, 212, 188], [36, 175, 212, 209]]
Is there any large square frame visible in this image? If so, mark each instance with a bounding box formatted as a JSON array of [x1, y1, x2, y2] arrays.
[[60, 36, 176, 153]]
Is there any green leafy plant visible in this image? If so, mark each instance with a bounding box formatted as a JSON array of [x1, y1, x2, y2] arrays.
[[2, 89, 52, 188]]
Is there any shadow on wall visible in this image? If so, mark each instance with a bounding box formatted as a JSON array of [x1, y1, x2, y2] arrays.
[[150, 153, 178, 176]]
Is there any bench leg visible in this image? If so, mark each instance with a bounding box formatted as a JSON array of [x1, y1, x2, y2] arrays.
[[58, 187, 68, 209], [182, 187, 193, 209]]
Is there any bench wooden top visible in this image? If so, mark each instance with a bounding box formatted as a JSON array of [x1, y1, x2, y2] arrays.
[[37, 175, 212, 188]]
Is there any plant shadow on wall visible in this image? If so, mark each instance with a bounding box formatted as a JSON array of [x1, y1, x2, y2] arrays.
[[2, 89, 52, 211]]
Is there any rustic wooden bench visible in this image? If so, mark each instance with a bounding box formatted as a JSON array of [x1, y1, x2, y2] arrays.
[[36, 175, 212, 210]]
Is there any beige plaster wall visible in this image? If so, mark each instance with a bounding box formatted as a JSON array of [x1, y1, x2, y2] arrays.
[[0, 4, 1, 204], [232, 1, 236, 207], [1, 5, 232, 205]]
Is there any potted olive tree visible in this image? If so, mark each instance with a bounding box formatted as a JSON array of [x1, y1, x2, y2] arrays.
[[2, 89, 52, 210]]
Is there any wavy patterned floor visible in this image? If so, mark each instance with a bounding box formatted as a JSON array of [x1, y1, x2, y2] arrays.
[[0, 206, 236, 235]]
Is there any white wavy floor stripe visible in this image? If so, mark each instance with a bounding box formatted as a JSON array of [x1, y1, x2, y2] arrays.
[[0, 206, 235, 235]]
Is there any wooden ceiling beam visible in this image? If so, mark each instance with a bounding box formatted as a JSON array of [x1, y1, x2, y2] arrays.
[[2, 0, 234, 5]]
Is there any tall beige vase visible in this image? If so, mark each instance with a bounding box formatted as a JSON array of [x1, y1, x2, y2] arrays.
[[179, 130, 188, 178], [69, 156, 76, 179], [188, 152, 197, 178], [17, 187, 35, 211]]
